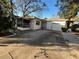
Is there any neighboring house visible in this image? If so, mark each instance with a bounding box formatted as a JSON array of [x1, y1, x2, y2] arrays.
[[16, 16, 42, 30], [47, 18, 66, 26], [45, 18, 67, 31]]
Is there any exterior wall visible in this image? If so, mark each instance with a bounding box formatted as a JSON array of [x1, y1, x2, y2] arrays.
[[53, 21, 65, 26], [41, 22, 47, 29], [30, 20, 35, 29], [30, 19, 41, 30], [16, 18, 42, 30], [46, 22, 53, 30], [46, 22, 62, 31], [52, 23, 62, 31]]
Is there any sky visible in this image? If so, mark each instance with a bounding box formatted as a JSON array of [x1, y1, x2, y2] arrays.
[[30, 0, 59, 19], [15, 0, 59, 19]]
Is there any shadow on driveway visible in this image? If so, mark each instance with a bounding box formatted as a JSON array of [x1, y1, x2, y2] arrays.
[[0, 30, 69, 48]]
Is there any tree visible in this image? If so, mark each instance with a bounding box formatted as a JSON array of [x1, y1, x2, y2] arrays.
[[15, 0, 47, 17], [0, 0, 16, 34], [0, 0, 15, 16], [0, 0, 47, 34], [56, 0, 79, 28]]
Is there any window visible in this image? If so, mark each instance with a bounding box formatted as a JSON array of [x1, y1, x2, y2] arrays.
[[36, 21, 40, 25]]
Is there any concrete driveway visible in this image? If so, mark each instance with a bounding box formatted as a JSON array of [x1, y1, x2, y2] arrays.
[[0, 30, 67, 46]]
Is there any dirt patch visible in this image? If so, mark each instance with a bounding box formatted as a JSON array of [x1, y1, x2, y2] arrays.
[[0, 44, 79, 59]]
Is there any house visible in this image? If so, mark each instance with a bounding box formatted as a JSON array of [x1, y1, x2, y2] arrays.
[[16, 16, 42, 30], [45, 18, 67, 31], [47, 18, 67, 26]]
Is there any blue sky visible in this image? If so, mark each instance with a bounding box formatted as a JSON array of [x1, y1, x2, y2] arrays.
[[15, 0, 59, 19], [30, 0, 59, 19], [42, 0, 59, 18]]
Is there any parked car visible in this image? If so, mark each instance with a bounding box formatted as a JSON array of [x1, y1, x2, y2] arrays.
[[71, 23, 79, 32]]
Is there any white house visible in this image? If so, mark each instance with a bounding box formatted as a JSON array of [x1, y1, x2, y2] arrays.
[[16, 16, 42, 30], [45, 18, 67, 31], [47, 18, 66, 26]]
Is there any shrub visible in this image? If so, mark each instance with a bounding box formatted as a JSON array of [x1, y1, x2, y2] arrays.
[[62, 27, 68, 32], [0, 16, 15, 36], [71, 24, 79, 32]]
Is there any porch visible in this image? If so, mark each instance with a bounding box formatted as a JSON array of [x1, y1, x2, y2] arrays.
[[16, 16, 42, 30]]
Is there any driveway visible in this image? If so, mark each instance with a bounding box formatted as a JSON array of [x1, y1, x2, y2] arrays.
[[0, 30, 79, 59], [62, 32, 79, 45], [0, 30, 67, 46]]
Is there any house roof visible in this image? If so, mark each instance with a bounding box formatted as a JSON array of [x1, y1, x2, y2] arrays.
[[16, 16, 48, 22], [16, 16, 37, 20], [22, 16, 35, 19], [39, 19, 48, 22], [47, 17, 79, 22], [22, 16, 36, 20], [17, 16, 48, 22], [47, 18, 67, 22]]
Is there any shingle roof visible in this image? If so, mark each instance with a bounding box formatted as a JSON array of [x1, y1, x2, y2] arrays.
[[47, 18, 67, 22]]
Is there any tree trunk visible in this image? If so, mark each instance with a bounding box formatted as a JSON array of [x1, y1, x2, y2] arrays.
[[66, 18, 71, 29]]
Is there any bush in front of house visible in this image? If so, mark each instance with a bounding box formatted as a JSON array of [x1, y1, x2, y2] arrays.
[[62, 27, 68, 32], [0, 16, 15, 36]]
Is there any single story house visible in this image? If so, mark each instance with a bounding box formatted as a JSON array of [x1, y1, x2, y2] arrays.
[[45, 18, 67, 31], [47, 18, 67, 26], [16, 16, 42, 30]]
